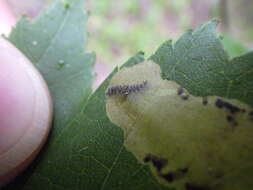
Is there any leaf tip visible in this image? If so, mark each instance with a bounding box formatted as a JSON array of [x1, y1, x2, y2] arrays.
[[211, 18, 220, 24], [206, 18, 220, 29], [195, 18, 220, 34]]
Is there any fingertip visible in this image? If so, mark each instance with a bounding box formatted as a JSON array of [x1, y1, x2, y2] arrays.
[[0, 37, 53, 186]]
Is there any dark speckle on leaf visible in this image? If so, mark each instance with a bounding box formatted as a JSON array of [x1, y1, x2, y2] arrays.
[[215, 99, 241, 114], [226, 115, 233, 122], [151, 157, 168, 172], [160, 172, 174, 183], [215, 98, 224, 108], [180, 168, 189, 173], [143, 154, 167, 171], [181, 95, 189, 100], [160, 168, 189, 183], [143, 155, 151, 163], [223, 102, 240, 113], [249, 111, 253, 121], [226, 115, 238, 127], [178, 88, 184, 95], [202, 98, 208, 105]]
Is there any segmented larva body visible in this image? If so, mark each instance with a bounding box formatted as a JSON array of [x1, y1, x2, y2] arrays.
[[106, 81, 148, 96]]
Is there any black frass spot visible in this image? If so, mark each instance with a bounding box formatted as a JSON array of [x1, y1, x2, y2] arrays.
[[151, 157, 168, 172], [178, 88, 184, 95], [177, 87, 189, 100], [223, 102, 240, 114], [185, 183, 210, 190], [241, 109, 246, 113], [159, 168, 189, 183], [215, 99, 224, 108], [215, 99, 241, 114], [202, 98, 208, 105], [181, 95, 189, 100], [143, 155, 151, 163], [226, 115, 234, 122], [180, 168, 189, 173], [226, 115, 238, 127], [160, 172, 175, 183], [248, 111, 253, 121], [143, 154, 168, 172]]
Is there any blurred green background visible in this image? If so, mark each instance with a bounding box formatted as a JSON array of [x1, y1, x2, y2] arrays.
[[5, 0, 253, 87]]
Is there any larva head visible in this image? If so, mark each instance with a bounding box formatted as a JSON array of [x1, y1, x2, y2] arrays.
[[106, 61, 253, 190]]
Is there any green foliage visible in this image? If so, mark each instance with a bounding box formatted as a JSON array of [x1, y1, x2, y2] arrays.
[[8, 0, 95, 133], [88, 0, 179, 67], [151, 20, 253, 107]]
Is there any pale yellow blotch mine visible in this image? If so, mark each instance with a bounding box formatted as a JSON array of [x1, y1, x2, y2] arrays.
[[106, 61, 253, 190]]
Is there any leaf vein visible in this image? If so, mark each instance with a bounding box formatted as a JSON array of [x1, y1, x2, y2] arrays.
[[100, 145, 124, 190]]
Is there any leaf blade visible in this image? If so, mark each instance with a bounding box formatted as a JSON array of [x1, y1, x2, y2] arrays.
[[151, 20, 253, 106], [8, 0, 95, 131]]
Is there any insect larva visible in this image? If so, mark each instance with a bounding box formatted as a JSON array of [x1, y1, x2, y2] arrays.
[[106, 81, 148, 96]]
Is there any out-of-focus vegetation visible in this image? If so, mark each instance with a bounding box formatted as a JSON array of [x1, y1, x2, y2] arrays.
[[86, 0, 216, 67], [5, 0, 253, 84], [85, 0, 252, 67]]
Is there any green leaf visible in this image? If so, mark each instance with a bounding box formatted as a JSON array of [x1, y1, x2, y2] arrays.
[[151, 20, 253, 107], [8, 0, 95, 133]]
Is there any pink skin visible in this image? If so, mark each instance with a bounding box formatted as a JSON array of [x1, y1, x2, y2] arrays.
[[0, 8, 53, 185], [0, 37, 53, 186], [0, 46, 35, 154]]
